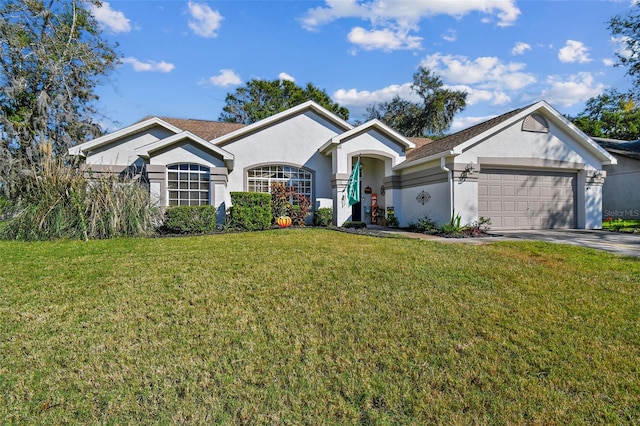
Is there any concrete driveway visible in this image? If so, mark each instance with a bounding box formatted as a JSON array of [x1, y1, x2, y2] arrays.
[[487, 229, 640, 257]]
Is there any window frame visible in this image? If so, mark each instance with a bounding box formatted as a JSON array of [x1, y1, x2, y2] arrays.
[[166, 163, 211, 206], [246, 164, 313, 204]]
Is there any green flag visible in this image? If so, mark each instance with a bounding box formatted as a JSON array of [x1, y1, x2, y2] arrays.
[[346, 157, 360, 207]]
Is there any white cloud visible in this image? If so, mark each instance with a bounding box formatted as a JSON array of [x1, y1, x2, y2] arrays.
[[441, 29, 457, 42], [300, 0, 519, 51], [333, 83, 417, 107], [445, 84, 510, 106], [332, 83, 416, 118], [122, 57, 174, 73], [335, 52, 530, 118], [558, 40, 592, 63], [208, 69, 241, 86], [512, 42, 531, 55], [421, 53, 536, 91], [347, 27, 422, 51], [187, 1, 223, 38], [450, 115, 496, 133], [603, 58, 616, 66], [88, 1, 131, 33], [301, 0, 520, 30], [539, 72, 605, 107], [278, 72, 296, 82]]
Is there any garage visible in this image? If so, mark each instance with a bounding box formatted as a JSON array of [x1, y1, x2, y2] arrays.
[[478, 169, 576, 230]]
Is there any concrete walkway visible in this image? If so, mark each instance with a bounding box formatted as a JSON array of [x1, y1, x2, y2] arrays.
[[377, 227, 640, 257], [489, 229, 640, 258]]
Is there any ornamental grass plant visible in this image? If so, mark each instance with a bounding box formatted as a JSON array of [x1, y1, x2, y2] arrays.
[[0, 160, 160, 240]]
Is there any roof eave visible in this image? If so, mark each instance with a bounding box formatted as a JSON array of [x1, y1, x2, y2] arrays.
[[394, 150, 457, 171], [135, 131, 235, 167], [70, 117, 183, 157]]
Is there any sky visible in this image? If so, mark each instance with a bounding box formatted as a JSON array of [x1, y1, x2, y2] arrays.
[[90, 0, 636, 134]]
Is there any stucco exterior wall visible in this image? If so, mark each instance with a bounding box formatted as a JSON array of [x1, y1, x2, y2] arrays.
[[222, 111, 343, 211], [397, 182, 450, 227], [86, 126, 175, 167], [453, 179, 479, 226], [603, 155, 640, 220]]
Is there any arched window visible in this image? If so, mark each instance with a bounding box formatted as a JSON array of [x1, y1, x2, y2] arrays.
[[247, 165, 312, 203], [167, 163, 210, 206]]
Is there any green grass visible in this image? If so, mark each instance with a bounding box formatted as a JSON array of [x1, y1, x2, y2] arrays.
[[1, 229, 638, 424]]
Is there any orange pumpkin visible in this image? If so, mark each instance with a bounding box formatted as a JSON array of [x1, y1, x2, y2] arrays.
[[277, 216, 292, 228]]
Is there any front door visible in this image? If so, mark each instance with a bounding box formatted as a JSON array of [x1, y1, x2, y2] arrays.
[[352, 200, 362, 221]]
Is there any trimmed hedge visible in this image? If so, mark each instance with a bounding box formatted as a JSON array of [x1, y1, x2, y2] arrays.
[[163, 205, 217, 234], [313, 207, 333, 227], [228, 192, 271, 231]]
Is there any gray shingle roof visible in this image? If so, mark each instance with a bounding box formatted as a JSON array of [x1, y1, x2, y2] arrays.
[[594, 137, 640, 161]]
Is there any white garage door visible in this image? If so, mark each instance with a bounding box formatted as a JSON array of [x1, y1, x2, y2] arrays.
[[478, 169, 576, 230]]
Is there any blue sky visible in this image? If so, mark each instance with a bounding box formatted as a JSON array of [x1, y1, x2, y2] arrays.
[[90, 0, 635, 133]]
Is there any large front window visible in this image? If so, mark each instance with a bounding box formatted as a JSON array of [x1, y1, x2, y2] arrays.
[[167, 164, 210, 206], [247, 165, 312, 202]]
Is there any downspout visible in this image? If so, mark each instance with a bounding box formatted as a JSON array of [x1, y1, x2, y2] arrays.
[[441, 156, 453, 218]]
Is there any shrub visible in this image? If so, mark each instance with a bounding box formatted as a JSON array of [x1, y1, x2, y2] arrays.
[[313, 207, 333, 227], [270, 182, 311, 226], [438, 211, 463, 236], [227, 192, 271, 231], [0, 162, 160, 241], [163, 206, 217, 234], [342, 221, 367, 229], [386, 215, 399, 228], [290, 195, 311, 226], [270, 182, 289, 219], [409, 215, 437, 233]]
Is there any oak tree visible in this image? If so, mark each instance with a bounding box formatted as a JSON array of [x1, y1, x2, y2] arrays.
[[0, 0, 119, 197], [219, 79, 349, 124], [366, 67, 467, 137]]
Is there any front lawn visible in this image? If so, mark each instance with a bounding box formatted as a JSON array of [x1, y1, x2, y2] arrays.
[[1, 229, 638, 424]]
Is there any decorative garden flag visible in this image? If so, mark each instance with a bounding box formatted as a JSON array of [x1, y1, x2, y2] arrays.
[[346, 157, 360, 207]]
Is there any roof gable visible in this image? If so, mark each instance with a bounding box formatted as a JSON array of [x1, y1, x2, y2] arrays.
[[405, 105, 528, 162], [213, 101, 353, 147], [319, 119, 415, 154], [136, 131, 234, 170], [69, 117, 183, 157], [402, 101, 617, 166]]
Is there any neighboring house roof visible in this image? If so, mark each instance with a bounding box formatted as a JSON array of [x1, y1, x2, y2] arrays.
[[593, 137, 640, 161], [212, 101, 353, 147], [145, 116, 245, 141], [398, 101, 616, 169]]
